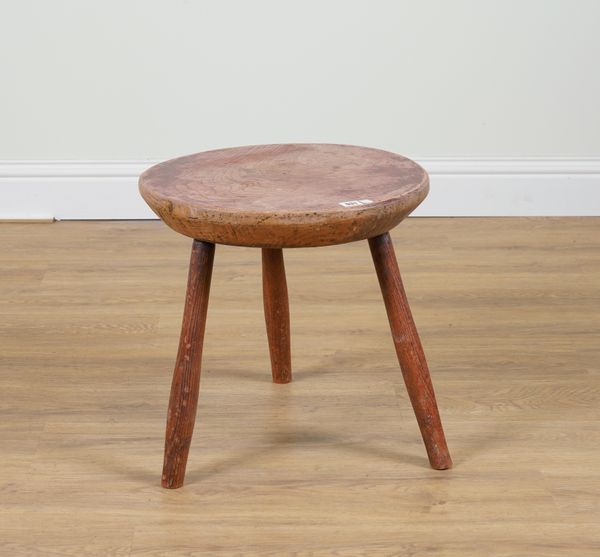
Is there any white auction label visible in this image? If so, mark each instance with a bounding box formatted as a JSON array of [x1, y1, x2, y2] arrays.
[[339, 199, 373, 208]]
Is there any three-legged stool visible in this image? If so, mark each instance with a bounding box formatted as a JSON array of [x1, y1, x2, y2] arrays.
[[139, 143, 452, 488]]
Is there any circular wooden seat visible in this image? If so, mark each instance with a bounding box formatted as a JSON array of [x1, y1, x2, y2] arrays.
[[139, 144, 428, 248]]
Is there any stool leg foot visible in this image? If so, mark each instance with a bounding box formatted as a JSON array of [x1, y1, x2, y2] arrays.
[[262, 248, 292, 384], [369, 233, 452, 470], [162, 240, 215, 488]]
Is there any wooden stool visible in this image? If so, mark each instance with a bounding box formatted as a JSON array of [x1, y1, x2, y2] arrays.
[[139, 144, 452, 488]]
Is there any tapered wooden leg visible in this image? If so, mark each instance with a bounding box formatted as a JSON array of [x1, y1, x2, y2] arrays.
[[162, 240, 215, 488], [369, 232, 452, 470], [262, 248, 292, 384]]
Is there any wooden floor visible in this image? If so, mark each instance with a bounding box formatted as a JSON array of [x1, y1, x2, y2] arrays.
[[1, 218, 599, 556]]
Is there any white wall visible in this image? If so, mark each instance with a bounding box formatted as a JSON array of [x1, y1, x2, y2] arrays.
[[1, 0, 599, 217]]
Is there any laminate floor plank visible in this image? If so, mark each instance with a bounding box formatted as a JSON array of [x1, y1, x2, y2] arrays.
[[1, 218, 598, 556]]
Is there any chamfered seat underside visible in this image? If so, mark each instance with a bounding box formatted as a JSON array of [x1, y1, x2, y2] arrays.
[[139, 144, 429, 248]]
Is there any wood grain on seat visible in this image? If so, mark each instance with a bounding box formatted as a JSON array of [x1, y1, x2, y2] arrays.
[[139, 144, 429, 248]]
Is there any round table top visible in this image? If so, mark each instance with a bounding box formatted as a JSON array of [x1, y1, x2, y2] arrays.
[[139, 144, 429, 248]]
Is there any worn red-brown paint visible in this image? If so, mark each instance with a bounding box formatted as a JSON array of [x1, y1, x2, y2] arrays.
[[262, 248, 292, 384], [162, 240, 215, 488], [369, 232, 452, 470]]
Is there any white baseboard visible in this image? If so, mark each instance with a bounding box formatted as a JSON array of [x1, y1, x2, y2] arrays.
[[1, 158, 599, 219]]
